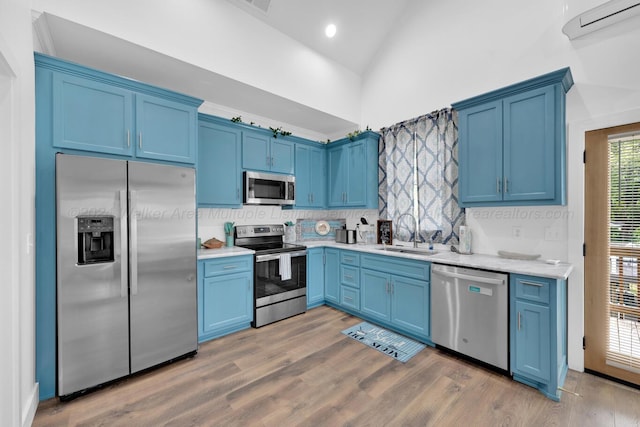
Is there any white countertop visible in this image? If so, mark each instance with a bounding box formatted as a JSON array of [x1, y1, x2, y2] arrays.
[[301, 240, 573, 280], [197, 246, 254, 260]]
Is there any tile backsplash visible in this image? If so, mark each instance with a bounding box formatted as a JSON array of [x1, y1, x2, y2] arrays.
[[198, 206, 378, 242]]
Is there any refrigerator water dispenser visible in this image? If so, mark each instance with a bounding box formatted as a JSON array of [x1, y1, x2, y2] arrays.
[[77, 216, 114, 264]]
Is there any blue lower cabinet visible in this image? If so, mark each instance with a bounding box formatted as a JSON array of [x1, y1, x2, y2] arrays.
[[510, 274, 567, 401], [361, 269, 391, 321], [324, 248, 340, 304], [306, 248, 325, 308], [361, 268, 430, 340], [198, 256, 253, 343]]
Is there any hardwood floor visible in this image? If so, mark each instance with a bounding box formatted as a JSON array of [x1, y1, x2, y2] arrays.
[[33, 306, 640, 426]]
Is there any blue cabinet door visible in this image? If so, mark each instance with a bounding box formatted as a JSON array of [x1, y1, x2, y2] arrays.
[[309, 145, 327, 207], [307, 248, 325, 308], [197, 120, 242, 207], [270, 138, 294, 174], [458, 100, 503, 204], [242, 130, 270, 171], [202, 272, 252, 335], [346, 140, 367, 206], [324, 248, 340, 304], [52, 73, 133, 156], [242, 131, 294, 173], [503, 86, 556, 202], [295, 144, 326, 208], [327, 145, 346, 207], [391, 275, 429, 338], [513, 300, 551, 383], [135, 94, 197, 164], [361, 269, 391, 322]]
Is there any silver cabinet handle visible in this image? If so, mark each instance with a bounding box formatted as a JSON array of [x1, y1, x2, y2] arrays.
[[223, 265, 237, 270], [520, 280, 544, 287], [386, 281, 390, 293], [126, 130, 130, 148], [311, 193, 314, 203], [119, 190, 128, 298], [496, 177, 501, 194], [518, 311, 521, 330], [138, 132, 142, 149], [344, 274, 353, 280], [129, 190, 138, 295], [236, 188, 240, 200], [391, 282, 394, 294], [344, 296, 353, 302], [271, 156, 275, 166], [505, 178, 509, 193]]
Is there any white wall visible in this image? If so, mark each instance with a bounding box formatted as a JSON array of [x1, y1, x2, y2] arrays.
[[30, 0, 363, 126], [0, 1, 38, 426], [361, 0, 640, 371]]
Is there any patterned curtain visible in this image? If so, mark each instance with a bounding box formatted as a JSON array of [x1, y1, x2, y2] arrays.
[[379, 108, 464, 244]]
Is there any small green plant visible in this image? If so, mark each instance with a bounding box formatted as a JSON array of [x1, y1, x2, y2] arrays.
[[346, 130, 362, 140], [230, 116, 243, 123], [269, 126, 292, 138]]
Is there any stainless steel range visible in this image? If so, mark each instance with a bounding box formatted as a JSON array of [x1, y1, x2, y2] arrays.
[[234, 225, 307, 327]]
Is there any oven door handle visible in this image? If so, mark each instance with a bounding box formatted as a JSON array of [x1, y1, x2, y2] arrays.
[[255, 250, 307, 263]]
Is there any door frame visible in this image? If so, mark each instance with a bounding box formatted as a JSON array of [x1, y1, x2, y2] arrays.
[[584, 121, 640, 384]]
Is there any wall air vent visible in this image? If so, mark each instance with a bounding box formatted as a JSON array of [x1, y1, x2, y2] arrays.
[[243, 0, 271, 14], [562, 0, 640, 39]]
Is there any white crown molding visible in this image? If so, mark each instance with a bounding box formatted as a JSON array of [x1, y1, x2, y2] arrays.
[[31, 11, 56, 56]]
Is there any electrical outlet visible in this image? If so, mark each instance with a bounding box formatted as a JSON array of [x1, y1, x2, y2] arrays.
[[545, 226, 562, 241], [512, 226, 523, 239]]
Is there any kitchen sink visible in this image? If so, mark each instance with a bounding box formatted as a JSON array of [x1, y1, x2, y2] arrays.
[[377, 246, 438, 256]]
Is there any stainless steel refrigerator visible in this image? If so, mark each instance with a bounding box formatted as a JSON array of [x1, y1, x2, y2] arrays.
[[56, 154, 197, 397]]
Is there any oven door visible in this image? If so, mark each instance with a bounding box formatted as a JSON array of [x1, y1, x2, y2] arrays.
[[254, 250, 307, 308]]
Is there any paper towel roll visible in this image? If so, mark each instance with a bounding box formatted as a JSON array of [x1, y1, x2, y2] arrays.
[[459, 226, 472, 254]]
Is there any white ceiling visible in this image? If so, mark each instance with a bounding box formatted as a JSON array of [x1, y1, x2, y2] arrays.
[[33, 1, 411, 138], [227, 0, 410, 75]]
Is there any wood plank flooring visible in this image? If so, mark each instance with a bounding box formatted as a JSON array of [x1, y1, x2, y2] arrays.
[[33, 306, 640, 426]]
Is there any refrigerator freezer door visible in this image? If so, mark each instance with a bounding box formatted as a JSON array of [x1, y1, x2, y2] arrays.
[[56, 154, 129, 396], [128, 162, 197, 373]]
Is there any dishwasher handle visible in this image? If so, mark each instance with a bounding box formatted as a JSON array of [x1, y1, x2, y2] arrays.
[[432, 267, 505, 287]]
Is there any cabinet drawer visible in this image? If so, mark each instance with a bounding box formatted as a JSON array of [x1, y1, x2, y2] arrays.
[[341, 265, 360, 288], [341, 251, 360, 266], [203, 256, 252, 277], [340, 285, 360, 311], [361, 254, 430, 281], [514, 274, 551, 304]]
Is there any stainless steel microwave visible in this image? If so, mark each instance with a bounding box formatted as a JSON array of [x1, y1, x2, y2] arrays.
[[243, 171, 295, 205]]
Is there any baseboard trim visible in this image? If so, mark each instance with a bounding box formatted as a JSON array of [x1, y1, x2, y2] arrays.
[[22, 383, 38, 427]]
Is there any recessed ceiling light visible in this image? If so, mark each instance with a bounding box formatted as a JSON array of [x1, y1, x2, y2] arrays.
[[325, 24, 337, 38]]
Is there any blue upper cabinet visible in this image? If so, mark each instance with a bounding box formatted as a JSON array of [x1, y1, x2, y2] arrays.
[[135, 94, 197, 164], [197, 115, 242, 208], [453, 68, 573, 207], [242, 130, 294, 174], [295, 143, 326, 208], [52, 73, 134, 156], [327, 131, 380, 209], [38, 53, 202, 165]]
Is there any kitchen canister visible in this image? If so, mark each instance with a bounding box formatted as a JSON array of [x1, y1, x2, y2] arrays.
[[459, 225, 472, 254]]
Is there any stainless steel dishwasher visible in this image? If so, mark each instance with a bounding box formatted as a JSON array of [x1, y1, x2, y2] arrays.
[[431, 264, 509, 370]]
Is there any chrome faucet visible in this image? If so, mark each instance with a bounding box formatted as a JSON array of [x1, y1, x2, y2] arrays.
[[396, 212, 419, 248]]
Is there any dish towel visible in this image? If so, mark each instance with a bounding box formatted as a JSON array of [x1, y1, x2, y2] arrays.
[[279, 253, 292, 281]]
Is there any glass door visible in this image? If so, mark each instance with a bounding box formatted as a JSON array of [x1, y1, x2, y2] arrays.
[[585, 122, 640, 385]]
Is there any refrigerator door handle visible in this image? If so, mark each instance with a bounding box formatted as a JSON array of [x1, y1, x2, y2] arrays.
[[119, 190, 128, 298], [130, 190, 138, 295]]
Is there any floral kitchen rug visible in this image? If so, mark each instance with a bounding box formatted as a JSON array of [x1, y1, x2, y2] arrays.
[[341, 322, 426, 363]]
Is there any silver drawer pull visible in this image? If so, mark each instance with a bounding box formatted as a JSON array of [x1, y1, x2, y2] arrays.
[[344, 274, 353, 279], [223, 265, 237, 270], [520, 280, 544, 287], [344, 296, 353, 302]]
